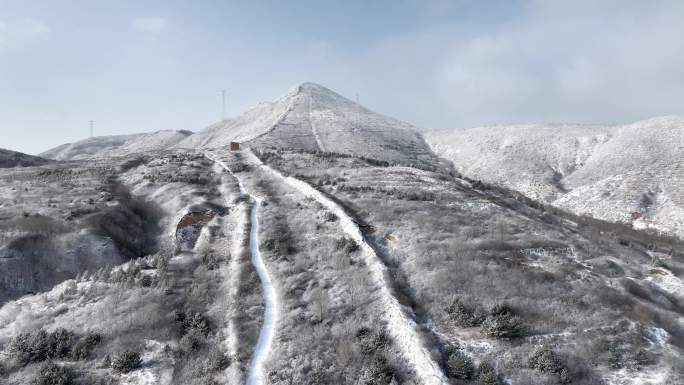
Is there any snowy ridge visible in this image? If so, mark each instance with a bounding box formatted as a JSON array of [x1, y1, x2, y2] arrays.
[[0, 148, 52, 168], [179, 95, 297, 149], [40, 130, 192, 160], [244, 149, 449, 385], [426, 116, 684, 237]]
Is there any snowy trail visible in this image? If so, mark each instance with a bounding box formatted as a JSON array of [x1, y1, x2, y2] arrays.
[[246, 150, 449, 385], [205, 152, 278, 385], [308, 90, 326, 151], [245, 197, 277, 385]]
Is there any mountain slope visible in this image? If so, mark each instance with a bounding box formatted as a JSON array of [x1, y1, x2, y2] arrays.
[[425, 116, 684, 237], [178, 82, 437, 165], [40, 130, 192, 160], [0, 149, 52, 168]]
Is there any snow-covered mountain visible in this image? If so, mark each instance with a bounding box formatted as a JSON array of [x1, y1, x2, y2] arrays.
[[425, 116, 684, 237], [178, 82, 437, 165], [40, 130, 192, 160], [0, 148, 52, 168]]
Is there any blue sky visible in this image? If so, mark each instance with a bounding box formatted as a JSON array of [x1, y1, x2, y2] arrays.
[[1, 0, 683, 154]]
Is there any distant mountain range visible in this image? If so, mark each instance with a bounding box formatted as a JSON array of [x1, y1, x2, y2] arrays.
[[39, 130, 193, 160], [36, 84, 684, 238], [0, 148, 52, 168], [426, 116, 684, 238]]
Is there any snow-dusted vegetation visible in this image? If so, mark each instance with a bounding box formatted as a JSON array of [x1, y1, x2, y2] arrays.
[[0, 157, 159, 305], [255, 147, 684, 384], [425, 116, 684, 238], [1, 83, 682, 385], [0, 151, 243, 384]]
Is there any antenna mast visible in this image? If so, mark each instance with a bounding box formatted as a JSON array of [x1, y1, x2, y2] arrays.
[[89, 120, 94, 138]]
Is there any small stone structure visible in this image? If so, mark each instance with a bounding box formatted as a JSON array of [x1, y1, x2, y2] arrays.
[[230, 142, 240, 151]]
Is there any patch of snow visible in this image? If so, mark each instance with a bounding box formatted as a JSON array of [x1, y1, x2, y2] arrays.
[[644, 269, 684, 298], [645, 326, 669, 349], [603, 365, 677, 385]]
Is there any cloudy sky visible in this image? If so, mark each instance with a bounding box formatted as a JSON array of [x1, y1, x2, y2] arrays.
[[1, 0, 683, 154]]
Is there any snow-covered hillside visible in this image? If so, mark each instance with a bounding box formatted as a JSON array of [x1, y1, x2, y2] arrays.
[[178, 82, 437, 165], [0, 148, 52, 168], [40, 130, 192, 160], [425, 116, 684, 237]]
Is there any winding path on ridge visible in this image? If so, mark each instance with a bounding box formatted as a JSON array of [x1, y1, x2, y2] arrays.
[[250, 149, 447, 384], [207, 149, 447, 384], [205, 152, 278, 385]]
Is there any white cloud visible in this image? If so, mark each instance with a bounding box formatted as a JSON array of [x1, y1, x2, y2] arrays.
[[132, 17, 169, 35], [0, 18, 51, 49], [433, 0, 684, 126]]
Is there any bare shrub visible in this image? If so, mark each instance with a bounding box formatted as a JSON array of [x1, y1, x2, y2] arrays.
[[175, 309, 211, 354], [203, 349, 230, 372], [528, 347, 569, 383], [180, 328, 206, 354], [445, 347, 474, 380], [8, 328, 76, 365], [364, 353, 395, 385], [176, 310, 210, 336], [32, 362, 75, 385], [71, 333, 102, 360], [336, 237, 359, 254], [200, 251, 223, 271], [356, 327, 389, 356], [447, 297, 486, 327], [475, 362, 500, 385], [481, 304, 527, 339], [111, 351, 142, 373]]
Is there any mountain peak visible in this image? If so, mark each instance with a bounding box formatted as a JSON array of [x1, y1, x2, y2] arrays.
[[297, 81, 329, 91], [179, 82, 435, 165], [288, 82, 340, 98]]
